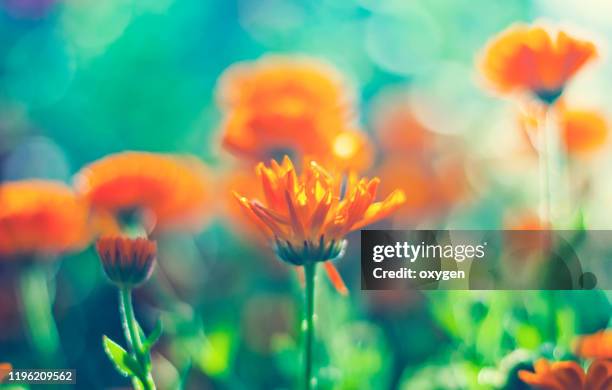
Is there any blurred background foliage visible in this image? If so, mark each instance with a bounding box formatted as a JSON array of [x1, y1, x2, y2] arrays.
[[1, 0, 612, 389]]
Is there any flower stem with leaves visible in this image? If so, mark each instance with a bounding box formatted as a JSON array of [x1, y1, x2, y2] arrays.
[[103, 287, 161, 390], [96, 236, 160, 390]]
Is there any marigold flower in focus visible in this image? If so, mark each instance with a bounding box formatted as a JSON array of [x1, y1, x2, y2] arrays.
[[220, 136, 374, 239], [519, 358, 612, 390], [96, 236, 156, 288], [234, 156, 406, 266], [576, 330, 612, 360], [217, 55, 357, 161], [75, 152, 211, 234], [480, 23, 597, 104], [0, 180, 89, 257], [234, 156, 405, 295], [561, 109, 608, 156], [221, 167, 348, 292]]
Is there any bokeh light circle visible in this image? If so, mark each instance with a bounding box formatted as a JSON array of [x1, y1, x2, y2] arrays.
[[365, 5, 441, 76], [2, 136, 71, 181]]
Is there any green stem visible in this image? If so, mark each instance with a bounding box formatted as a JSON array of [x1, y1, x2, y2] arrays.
[[546, 290, 558, 343], [539, 108, 553, 225], [303, 262, 316, 390], [119, 288, 155, 390], [539, 107, 569, 227], [19, 265, 63, 366]]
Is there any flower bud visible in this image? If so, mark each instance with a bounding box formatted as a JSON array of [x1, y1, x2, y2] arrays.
[[96, 236, 156, 288]]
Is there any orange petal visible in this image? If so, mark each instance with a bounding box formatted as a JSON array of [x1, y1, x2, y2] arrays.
[[550, 361, 586, 389], [249, 201, 287, 237], [324, 261, 348, 296], [576, 330, 612, 360], [295, 266, 305, 288], [284, 190, 306, 239], [518, 370, 563, 390], [585, 359, 612, 390], [351, 189, 407, 231], [308, 191, 332, 236]]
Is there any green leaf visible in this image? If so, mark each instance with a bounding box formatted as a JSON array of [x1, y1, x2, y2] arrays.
[[143, 318, 163, 353], [102, 335, 142, 378], [198, 329, 235, 378], [515, 323, 542, 349], [137, 322, 146, 345], [132, 377, 145, 390], [133, 322, 151, 369]]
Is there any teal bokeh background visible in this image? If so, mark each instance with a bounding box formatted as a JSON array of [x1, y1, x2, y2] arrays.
[[2, 0, 612, 389]]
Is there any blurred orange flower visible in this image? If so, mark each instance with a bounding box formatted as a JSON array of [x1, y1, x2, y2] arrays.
[[0, 362, 12, 383], [519, 359, 612, 390], [0, 180, 89, 257], [377, 158, 435, 220], [576, 330, 612, 360], [480, 24, 597, 104], [506, 211, 549, 231], [234, 156, 405, 292], [504, 211, 553, 261], [370, 94, 470, 224], [217, 56, 371, 171], [561, 109, 608, 156], [75, 152, 211, 234], [220, 167, 264, 240], [518, 106, 608, 158], [377, 156, 468, 223], [373, 97, 435, 155]]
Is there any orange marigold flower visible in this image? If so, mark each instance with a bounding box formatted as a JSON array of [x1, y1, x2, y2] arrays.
[[96, 236, 156, 288], [75, 152, 211, 234], [217, 55, 356, 161], [480, 23, 597, 104], [219, 130, 374, 239], [519, 359, 612, 390], [576, 330, 612, 360], [561, 109, 608, 156], [234, 156, 404, 294], [234, 156, 406, 266], [0, 180, 89, 257]]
